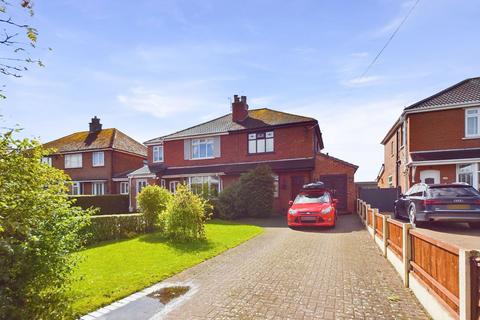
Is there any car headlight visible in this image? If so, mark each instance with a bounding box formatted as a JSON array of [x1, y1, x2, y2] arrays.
[[288, 209, 297, 215], [321, 206, 332, 214]]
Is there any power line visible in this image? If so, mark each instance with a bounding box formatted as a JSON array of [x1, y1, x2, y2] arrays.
[[360, 0, 420, 78]]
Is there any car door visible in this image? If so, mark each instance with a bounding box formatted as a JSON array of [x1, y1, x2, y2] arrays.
[[408, 185, 425, 213], [396, 186, 414, 218]]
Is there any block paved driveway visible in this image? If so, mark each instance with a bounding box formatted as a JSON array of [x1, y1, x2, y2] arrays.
[[161, 214, 429, 320]]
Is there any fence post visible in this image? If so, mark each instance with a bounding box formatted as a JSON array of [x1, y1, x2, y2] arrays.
[[372, 208, 377, 238], [382, 214, 388, 257], [402, 223, 412, 288], [459, 249, 472, 320]]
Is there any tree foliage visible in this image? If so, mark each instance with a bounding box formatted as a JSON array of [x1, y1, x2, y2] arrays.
[[0, 0, 46, 98], [137, 185, 171, 231], [0, 129, 91, 319], [163, 184, 212, 241]]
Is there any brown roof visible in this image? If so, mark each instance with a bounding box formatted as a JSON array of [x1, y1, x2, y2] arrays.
[[145, 108, 318, 144], [316, 152, 358, 171], [43, 128, 147, 156], [405, 77, 480, 111], [411, 148, 480, 162]]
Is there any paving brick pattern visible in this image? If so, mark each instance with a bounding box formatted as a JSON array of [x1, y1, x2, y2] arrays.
[[164, 215, 429, 319]]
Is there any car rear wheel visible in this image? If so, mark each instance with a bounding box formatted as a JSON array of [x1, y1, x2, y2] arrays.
[[468, 222, 480, 229]]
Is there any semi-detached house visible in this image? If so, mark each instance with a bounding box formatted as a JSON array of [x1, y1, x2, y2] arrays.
[[378, 77, 480, 192], [129, 95, 358, 214]]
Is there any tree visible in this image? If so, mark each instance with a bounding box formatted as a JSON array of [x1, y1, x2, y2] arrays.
[[0, 0, 45, 98], [0, 129, 92, 319]]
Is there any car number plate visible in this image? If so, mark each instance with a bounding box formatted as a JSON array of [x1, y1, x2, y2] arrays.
[[301, 216, 316, 222], [446, 204, 471, 210]]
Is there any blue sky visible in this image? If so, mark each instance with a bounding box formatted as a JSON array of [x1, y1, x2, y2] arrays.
[[1, 0, 479, 181]]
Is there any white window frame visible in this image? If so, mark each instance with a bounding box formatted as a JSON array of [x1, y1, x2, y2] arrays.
[[153, 145, 164, 163], [92, 151, 105, 167], [41, 156, 52, 166], [92, 182, 105, 195], [191, 138, 214, 159], [387, 175, 393, 187], [120, 181, 129, 195], [457, 163, 479, 190], [187, 175, 221, 197], [160, 179, 166, 188], [64, 153, 82, 169], [465, 107, 480, 138], [136, 179, 148, 194], [169, 181, 180, 193], [70, 182, 81, 195], [273, 174, 279, 198], [248, 131, 274, 154]]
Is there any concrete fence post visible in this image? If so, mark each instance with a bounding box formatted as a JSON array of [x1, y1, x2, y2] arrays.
[[402, 223, 412, 287], [366, 204, 371, 226], [372, 207, 377, 238], [459, 249, 473, 320], [382, 214, 388, 257]]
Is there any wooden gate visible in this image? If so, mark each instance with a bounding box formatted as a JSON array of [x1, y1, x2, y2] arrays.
[[319, 174, 348, 212]]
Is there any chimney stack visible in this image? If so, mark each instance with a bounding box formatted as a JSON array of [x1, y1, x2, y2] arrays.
[[232, 94, 248, 123], [89, 116, 102, 133]]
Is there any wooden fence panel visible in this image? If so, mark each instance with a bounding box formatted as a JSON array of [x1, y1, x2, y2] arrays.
[[410, 230, 460, 317], [367, 209, 374, 227], [387, 219, 403, 258], [472, 255, 480, 320], [375, 213, 383, 238]]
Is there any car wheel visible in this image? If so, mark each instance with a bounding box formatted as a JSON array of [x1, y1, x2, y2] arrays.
[[408, 204, 417, 227], [468, 222, 480, 229]]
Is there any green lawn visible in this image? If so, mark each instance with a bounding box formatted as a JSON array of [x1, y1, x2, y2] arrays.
[[70, 219, 262, 316]]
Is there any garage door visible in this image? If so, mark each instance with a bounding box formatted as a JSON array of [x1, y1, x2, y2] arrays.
[[319, 174, 348, 212]]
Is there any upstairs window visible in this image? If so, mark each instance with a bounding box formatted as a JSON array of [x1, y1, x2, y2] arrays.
[[191, 138, 214, 159], [248, 131, 274, 154], [92, 151, 104, 167], [153, 145, 164, 162], [466, 108, 480, 137], [41, 156, 52, 166], [65, 154, 82, 168]]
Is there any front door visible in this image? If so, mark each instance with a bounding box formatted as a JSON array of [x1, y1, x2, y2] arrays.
[[320, 174, 348, 212], [420, 170, 440, 184]]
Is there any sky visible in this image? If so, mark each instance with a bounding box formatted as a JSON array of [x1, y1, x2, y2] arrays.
[[1, 0, 480, 181]]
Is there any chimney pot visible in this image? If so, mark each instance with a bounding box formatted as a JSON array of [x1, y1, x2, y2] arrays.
[[241, 95, 247, 103]]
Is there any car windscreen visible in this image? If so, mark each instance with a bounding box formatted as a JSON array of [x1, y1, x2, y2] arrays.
[[428, 187, 480, 198], [294, 192, 331, 204]]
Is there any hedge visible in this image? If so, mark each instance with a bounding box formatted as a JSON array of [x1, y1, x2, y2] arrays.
[[70, 194, 129, 215], [83, 213, 146, 244]]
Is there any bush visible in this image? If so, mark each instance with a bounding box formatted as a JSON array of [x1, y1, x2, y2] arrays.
[[163, 184, 212, 241], [82, 214, 146, 244], [216, 165, 274, 219], [137, 185, 171, 231], [71, 194, 129, 215], [0, 130, 92, 319], [216, 182, 245, 219]]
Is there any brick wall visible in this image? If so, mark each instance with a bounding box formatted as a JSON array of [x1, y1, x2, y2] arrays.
[[409, 108, 479, 151], [147, 124, 316, 166], [412, 164, 457, 185]]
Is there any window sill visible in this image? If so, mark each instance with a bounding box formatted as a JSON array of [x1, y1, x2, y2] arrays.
[[65, 167, 83, 169], [189, 157, 215, 160], [92, 165, 105, 168], [247, 151, 275, 156], [463, 136, 480, 140], [152, 160, 164, 163]]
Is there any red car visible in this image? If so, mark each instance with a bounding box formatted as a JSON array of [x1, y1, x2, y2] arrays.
[[287, 182, 338, 228]]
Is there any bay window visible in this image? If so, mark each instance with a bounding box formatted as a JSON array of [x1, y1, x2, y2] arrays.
[[41, 156, 52, 166], [457, 163, 480, 190], [188, 175, 220, 197], [120, 182, 129, 195], [248, 131, 274, 154], [70, 182, 81, 195], [92, 182, 105, 195], [191, 138, 214, 159], [466, 108, 480, 137]]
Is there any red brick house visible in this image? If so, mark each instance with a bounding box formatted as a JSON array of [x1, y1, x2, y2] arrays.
[[129, 95, 357, 213], [378, 77, 480, 192], [43, 117, 147, 195]]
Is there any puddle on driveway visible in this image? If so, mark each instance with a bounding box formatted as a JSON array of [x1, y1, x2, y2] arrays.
[[147, 286, 190, 304]]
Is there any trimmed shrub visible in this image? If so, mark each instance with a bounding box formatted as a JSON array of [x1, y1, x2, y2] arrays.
[[137, 185, 171, 231], [71, 194, 129, 215], [216, 182, 245, 219], [216, 165, 275, 219], [83, 214, 146, 244], [164, 184, 212, 241]]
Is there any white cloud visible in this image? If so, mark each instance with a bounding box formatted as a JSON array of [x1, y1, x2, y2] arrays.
[[344, 75, 384, 87]]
